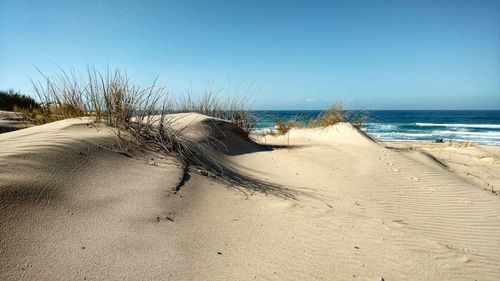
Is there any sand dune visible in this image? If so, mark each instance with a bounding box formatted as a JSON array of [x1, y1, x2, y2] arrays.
[[1, 116, 499, 280]]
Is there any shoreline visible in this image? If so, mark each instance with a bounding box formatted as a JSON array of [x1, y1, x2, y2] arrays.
[[250, 109, 500, 145], [252, 127, 500, 146]]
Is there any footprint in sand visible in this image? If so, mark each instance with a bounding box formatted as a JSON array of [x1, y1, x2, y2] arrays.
[[458, 256, 471, 263], [390, 168, 399, 172], [392, 219, 407, 227], [444, 244, 471, 253], [439, 244, 472, 264], [410, 177, 421, 181], [387, 162, 393, 166], [457, 199, 472, 205]]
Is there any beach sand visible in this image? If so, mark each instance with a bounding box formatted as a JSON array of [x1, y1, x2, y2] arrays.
[[384, 141, 500, 195], [1, 114, 499, 280]]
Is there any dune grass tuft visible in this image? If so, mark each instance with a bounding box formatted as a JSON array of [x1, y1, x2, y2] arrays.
[[177, 91, 255, 135], [32, 67, 166, 128], [275, 121, 291, 135], [273, 102, 369, 135], [310, 102, 346, 127], [313, 102, 369, 129]]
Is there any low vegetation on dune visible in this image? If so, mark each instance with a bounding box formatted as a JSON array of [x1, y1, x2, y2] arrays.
[[275, 119, 308, 135], [316, 102, 369, 129], [275, 120, 292, 135], [31, 68, 166, 127], [309, 102, 346, 127], [29, 68, 255, 132], [178, 91, 255, 135], [273, 102, 369, 135]]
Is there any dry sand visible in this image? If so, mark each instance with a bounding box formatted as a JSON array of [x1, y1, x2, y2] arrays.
[[1, 114, 500, 280], [384, 141, 500, 195]]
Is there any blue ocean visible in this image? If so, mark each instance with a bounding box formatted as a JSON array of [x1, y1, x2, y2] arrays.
[[251, 110, 500, 145]]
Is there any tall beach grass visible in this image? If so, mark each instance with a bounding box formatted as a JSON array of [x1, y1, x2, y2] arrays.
[[28, 67, 257, 180], [178, 91, 255, 135]]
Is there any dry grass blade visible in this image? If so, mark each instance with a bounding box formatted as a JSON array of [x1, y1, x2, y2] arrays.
[[310, 102, 346, 127], [271, 102, 369, 134], [177, 91, 255, 136]]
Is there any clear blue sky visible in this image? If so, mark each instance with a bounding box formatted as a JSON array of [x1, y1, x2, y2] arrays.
[[1, 0, 499, 110]]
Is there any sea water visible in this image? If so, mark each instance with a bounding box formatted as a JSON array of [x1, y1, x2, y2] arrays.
[[251, 110, 500, 145]]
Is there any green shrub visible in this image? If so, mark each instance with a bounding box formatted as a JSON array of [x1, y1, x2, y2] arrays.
[[0, 90, 39, 111]]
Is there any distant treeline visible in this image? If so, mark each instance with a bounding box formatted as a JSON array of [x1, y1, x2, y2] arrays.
[[0, 90, 39, 111]]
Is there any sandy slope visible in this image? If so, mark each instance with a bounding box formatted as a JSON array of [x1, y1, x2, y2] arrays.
[[385, 141, 500, 195], [1, 116, 500, 280], [0, 119, 184, 280]]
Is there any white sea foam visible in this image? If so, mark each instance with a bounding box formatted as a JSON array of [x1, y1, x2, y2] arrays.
[[253, 122, 500, 145], [252, 127, 276, 135], [383, 138, 500, 145], [373, 132, 435, 138], [434, 130, 500, 137], [373, 130, 500, 139], [415, 123, 500, 129], [365, 123, 398, 130]]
